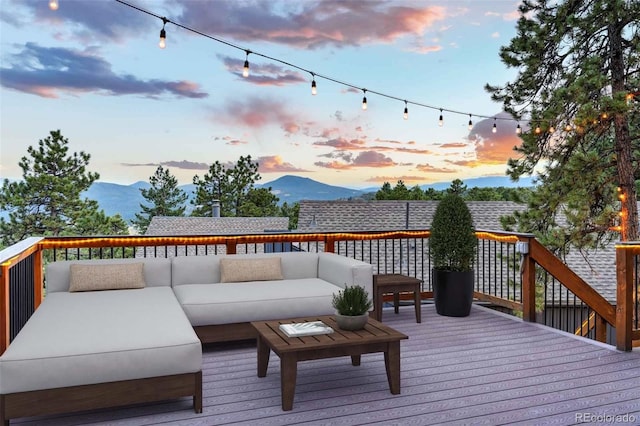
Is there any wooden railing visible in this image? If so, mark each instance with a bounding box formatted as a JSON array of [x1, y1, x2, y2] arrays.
[[0, 231, 637, 353]]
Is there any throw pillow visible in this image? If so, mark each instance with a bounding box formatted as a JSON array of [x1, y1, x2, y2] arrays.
[[69, 263, 146, 292], [220, 257, 283, 283]]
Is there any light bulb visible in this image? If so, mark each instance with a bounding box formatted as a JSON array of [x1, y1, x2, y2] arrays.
[[492, 121, 497, 133], [549, 126, 555, 133], [535, 126, 541, 134], [242, 59, 249, 78], [601, 112, 608, 119], [438, 110, 443, 127], [565, 124, 572, 132], [468, 115, 473, 130], [311, 79, 317, 95], [516, 123, 522, 134], [49, 0, 59, 10], [403, 102, 408, 120], [361, 90, 367, 110], [159, 28, 166, 49]]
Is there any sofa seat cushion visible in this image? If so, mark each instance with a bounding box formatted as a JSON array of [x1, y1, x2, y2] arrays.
[[0, 287, 202, 394], [172, 278, 340, 326]]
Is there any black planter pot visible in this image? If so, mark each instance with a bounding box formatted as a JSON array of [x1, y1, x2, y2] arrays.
[[432, 269, 474, 317]]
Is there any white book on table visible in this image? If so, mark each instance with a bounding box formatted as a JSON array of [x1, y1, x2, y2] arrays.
[[279, 321, 334, 337]]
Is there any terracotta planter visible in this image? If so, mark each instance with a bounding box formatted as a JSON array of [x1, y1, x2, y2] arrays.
[[432, 269, 474, 317], [334, 313, 369, 330]]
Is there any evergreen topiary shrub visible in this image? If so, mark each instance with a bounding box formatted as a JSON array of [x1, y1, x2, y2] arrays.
[[332, 285, 372, 316], [430, 193, 478, 272]]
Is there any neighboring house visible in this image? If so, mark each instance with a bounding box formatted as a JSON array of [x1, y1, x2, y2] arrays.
[[141, 216, 290, 256]]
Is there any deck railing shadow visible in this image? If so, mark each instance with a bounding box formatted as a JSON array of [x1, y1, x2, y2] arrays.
[[0, 230, 638, 354]]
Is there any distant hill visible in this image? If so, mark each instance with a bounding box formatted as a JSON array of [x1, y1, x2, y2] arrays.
[[257, 175, 364, 203], [1, 175, 536, 223]]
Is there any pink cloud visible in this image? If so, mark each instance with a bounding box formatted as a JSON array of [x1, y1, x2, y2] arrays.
[[177, 2, 447, 49], [468, 113, 522, 165], [257, 156, 310, 173], [315, 150, 397, 170], [416, 163, 457, 173], [213, 96, 302, 132], [313, 137, 366, 150]]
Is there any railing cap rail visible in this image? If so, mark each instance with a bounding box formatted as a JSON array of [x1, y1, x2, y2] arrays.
[[0, 237, 44, 266]]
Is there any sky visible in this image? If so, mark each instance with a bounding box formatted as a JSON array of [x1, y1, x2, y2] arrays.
[[0, 0, 527, 189]]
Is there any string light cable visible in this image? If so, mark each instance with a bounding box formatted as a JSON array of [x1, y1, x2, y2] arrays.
[[112, 0, 631, 134]]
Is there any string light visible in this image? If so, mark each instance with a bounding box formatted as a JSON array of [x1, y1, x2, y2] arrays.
[[492, 118, 497, 133], [564, 123, 573, 132], [403, 101, 408, 120], [49, 0, 59, 10], [113, 0, 632, 135], [516, 123, 522, 135], [242, 50, 250, 78], [158, 17, 167, 49]]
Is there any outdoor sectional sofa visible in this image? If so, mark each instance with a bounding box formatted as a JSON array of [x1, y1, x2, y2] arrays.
[[0, 251, 373, 424]]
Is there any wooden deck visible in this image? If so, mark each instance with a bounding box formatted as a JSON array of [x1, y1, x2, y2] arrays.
[[13, 304, 640, 425]]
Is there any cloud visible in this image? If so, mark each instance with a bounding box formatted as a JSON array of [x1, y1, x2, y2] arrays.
[[213, 96, 302, 133], [415, 163, 457, 173], [439, 142, 468, 149], [257, 156, 311, 173], [315, 150, 396, 170], [217, 55, 307, 86], [467, 112, 522, 165], [491, 32, 500, 38], [313, 137, 366, 150], [0, 43, 208, 99], [122, 160, 209, 170], [214, 136, 249, 146], [5, 0, 152, 43], [176, 1, 446, 49]]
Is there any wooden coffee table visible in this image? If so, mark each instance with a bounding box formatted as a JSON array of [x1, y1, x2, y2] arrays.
[[251, 316, 408, 411]]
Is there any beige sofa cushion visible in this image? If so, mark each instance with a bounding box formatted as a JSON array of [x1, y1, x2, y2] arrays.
[[220, 257, 283, 283], [69, 263, 146, 292]]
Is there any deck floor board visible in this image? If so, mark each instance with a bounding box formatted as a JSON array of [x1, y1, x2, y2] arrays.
[[12, 305, 640, 426]]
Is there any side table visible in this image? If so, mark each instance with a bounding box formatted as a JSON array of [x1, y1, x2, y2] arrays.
[[374, 274, 422, 323]]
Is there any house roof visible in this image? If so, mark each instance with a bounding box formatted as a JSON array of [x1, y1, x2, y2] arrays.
[[146, 216, 290, 236], [296, 200, 526, 232]]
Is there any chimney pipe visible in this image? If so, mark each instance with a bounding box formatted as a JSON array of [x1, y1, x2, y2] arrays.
[[212, 200, 220, 218]]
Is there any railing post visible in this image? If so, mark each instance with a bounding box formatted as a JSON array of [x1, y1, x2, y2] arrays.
[[226, 241, 237, 255], [0, 264, 9, 354], [521, 238, 536, 322], [325, 237, 335, 253], [34, 249, 44, 309], [595, 314, 607, 343], [615, 244, 633, 351]]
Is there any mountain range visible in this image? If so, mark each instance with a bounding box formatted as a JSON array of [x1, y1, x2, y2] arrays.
[[81, 175, 533, 222]]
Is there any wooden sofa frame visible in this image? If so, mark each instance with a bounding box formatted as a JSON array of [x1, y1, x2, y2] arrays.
[[0, 371, 202, 425]]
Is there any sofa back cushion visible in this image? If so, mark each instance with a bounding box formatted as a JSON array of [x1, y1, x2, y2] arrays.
[[46, 258, 172, 293], [171, 252, 320, 286], [219, 257, 283, 283]]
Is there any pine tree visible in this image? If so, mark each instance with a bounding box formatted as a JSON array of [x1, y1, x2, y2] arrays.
[[132, 166, 187, 234], [486, 0, 640, 247], [0, 130, 128, 246], [192, 155, 260, 217]]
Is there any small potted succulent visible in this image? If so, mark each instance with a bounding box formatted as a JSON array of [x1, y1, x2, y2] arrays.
[[332, 285, 372, 330]]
